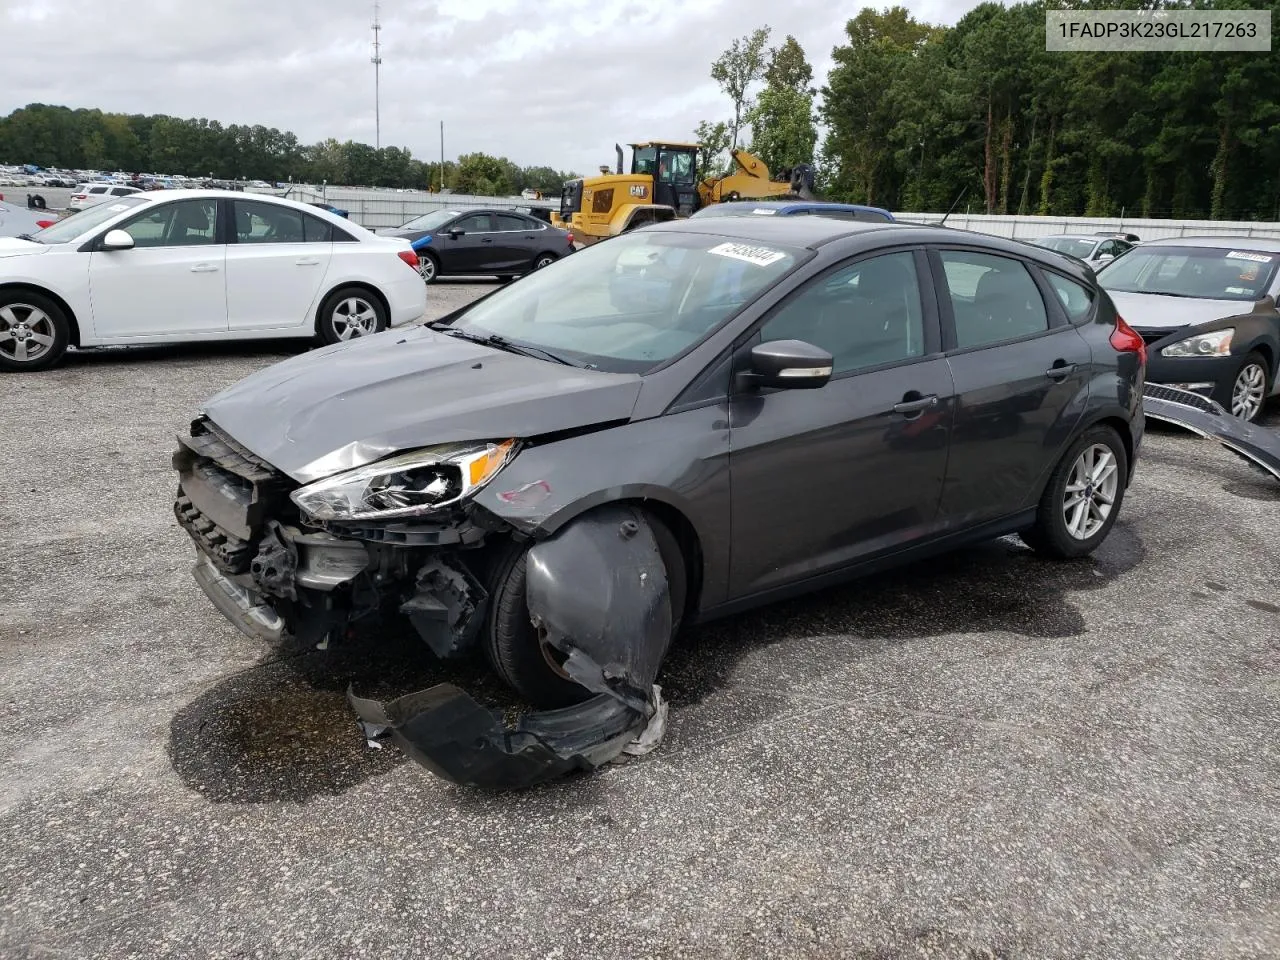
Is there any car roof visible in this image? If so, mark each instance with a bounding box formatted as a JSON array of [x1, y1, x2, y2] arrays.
[[1137, 234, 1280, 253]]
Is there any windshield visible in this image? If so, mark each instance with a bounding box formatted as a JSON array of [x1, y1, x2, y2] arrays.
[[1098, 245, 1279, 301], [399, 209, 460, 231], [445, 230, 803, 373], [33, 196, 150, 244], [1033, 237, 1097, 258]]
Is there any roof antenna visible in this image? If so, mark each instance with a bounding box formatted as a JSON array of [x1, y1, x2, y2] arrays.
[[938, 186, 968, 227]]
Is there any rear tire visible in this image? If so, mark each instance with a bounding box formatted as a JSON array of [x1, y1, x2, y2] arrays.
[[418, 252, 440, 284], [1020, 424, 1128, 559], [483, 515, 687, 708], [532, 253, 557, 271], [316, 286, 387, 345], [0, 290, 70, 372]]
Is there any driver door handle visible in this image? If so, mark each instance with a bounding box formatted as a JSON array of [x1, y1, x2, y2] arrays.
[[893, 395, 938, 415], [481, 238, 493, 244], [1045, 363, 1077, 380], [190, 263, 219, 273]]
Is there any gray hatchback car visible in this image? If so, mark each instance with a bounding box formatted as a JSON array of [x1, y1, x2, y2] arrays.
[[173, 216, 1146, 787]]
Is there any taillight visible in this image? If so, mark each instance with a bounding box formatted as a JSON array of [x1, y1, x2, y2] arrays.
[[72, 194, 86, 200], [398, 249, 419, 270], [566, 232, 574, 245], [1110, 314, 1146, 366]]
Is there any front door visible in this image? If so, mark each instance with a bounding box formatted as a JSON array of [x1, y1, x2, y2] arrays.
[[654, 148, 698, 216], [930, 247, 1092, 527], [225, 198, 333, 331], [87, 197, 227, 338], [436, 213, 494, 273], [728, 249, 955, 598]]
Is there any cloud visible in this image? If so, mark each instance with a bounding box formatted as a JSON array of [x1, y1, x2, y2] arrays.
[[2, 0, 980, 175]]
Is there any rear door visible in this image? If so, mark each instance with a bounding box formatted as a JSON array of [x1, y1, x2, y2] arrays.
[[929, 246, 1092, 528], [490, 213, 538, 272], [727, 248, 955, 597], [225, 198, 333, 332]]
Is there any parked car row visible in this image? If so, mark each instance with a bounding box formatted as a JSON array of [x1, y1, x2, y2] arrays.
[[383, 206, 576, 283]]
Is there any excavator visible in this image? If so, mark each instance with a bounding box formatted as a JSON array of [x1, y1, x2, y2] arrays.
[[550, 141, 816, 245]]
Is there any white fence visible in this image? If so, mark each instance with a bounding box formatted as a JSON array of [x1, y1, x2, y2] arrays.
[[889, 211, 1280, 241], [254, 185, 556, 229]]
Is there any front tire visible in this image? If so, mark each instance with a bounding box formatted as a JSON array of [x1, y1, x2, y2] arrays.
[[0, 291, 70, 372], [1020, 424, 1128, 559], [1217, 350, 1270, 423], [483, 517, 687, 708], [316, 287, 387, 345]]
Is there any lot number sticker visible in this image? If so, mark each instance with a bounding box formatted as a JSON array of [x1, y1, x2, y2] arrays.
[[1226, 250, 1273, 263], [708, 241, 787, 266]]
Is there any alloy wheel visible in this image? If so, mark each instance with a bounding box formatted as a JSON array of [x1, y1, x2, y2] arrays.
[[534, 256, 555, 270], [1231, 361, 1267, 420], [1062, 443, 1119, 541], [331, 297, 379, 340], [0, 303, 56, 364], [419, 257, 436, 282]]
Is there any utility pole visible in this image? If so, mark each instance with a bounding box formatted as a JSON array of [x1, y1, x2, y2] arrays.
[[371, 1, 383, 149], [440, 121, 445, 190]]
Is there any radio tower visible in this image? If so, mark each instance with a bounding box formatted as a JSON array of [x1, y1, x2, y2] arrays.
[[371, 0, 383, 149]]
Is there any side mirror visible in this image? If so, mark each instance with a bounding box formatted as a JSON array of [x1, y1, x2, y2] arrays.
[[742, 339, 833, 390], [1095, 254, 1114, 263], [448, 229, 465, 239], [101, 229, 134, 251]]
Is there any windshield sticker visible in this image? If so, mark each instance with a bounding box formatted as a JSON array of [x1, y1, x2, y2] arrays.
[[708, 241, 787, 266], [1225, 286, 1251, 295], [1225, 250, 1273, 263]]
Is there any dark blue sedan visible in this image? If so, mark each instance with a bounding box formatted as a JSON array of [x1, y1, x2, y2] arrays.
[[688, 200, 895, 222], [385, 207, 576, 284]]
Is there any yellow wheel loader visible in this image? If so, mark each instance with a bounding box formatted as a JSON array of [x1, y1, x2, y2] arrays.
[[551, 141, 816, 246]]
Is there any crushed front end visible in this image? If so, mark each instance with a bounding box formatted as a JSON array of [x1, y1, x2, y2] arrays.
[[171, 416, 668, 789]]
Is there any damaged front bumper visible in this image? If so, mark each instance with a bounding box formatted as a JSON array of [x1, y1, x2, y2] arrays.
[[173, 418, 675, 787], [1143, 383, 1280, 482]]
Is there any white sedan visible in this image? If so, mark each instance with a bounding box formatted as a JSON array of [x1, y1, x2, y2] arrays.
[[0, 189, 427, 372]]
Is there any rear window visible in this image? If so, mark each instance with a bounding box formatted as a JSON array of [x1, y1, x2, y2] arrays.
[[1099, 245, 1279, 301], [1034, 237, 1097, 259]]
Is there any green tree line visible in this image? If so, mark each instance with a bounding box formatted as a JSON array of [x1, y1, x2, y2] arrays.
[[0, 103, 578, 196], [703, 1, 1280, 220]]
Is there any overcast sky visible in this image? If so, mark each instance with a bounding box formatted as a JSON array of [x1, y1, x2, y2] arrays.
[[5, 0, 973, 175]]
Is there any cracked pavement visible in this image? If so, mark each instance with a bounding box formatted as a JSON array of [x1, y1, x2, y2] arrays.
[[2, 279, 1278, 959]]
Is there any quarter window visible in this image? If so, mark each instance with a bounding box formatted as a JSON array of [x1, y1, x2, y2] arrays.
[[1044, 273, 1095, 323], [940, 250, 1048, 349], [119, 199, 218, 248], [759, 252, 925, 374]]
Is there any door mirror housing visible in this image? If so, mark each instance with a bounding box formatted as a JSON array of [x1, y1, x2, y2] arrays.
[[101, 229, 134, 251], [448, 229, 465, 239], [742, 340, 833, 390], [1095, 253, 1114, 263]]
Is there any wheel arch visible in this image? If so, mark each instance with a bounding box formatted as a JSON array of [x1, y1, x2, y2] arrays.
[[0, 282, 82, 346]]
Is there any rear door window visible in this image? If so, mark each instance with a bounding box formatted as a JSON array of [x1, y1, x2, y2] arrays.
[[939, 250, 1050, 349]]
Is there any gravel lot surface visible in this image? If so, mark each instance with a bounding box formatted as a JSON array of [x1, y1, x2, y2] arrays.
[[1, 279, 1278, 959]]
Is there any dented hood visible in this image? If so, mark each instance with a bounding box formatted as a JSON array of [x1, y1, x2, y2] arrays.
[[201, 325, 643, 482], [1104, 290, 1250, 330]]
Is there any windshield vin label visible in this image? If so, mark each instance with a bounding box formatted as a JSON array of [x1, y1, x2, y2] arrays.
[[708, 242, 786, 267]]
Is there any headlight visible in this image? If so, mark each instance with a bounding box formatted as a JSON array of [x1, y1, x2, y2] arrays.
[[1160, 328, 1234, 358], [290, 440, 516, 521]]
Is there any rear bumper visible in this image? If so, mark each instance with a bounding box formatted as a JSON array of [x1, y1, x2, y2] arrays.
[[384, 271, 428, 328]]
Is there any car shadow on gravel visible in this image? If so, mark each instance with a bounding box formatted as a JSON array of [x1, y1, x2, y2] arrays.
[[167, 524, 1144, 804], [60, 339, 313, 367]]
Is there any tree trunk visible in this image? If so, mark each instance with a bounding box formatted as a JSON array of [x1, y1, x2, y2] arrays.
[[1037, 118, 1055, 216], [998, 110, 1013, 215], [1210, 120, 1231, 220], [983, 98, 995, 214], [1018, 110, 1037, 216]]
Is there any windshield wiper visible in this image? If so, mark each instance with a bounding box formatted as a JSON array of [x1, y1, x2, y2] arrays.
[[441, 327, 575, 366], [15, 233, 41, 243]]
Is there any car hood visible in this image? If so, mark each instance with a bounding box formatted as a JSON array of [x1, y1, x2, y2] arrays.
[[1104, 290, 1250, 329], [201, 325, 644, 483], [0, 237, 48, 258]]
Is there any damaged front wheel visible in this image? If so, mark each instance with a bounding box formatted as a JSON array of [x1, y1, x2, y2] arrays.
[[483, 511, 687, 708]]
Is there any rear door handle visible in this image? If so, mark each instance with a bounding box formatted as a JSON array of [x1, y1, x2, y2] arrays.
[[892, 395, 938, 415], [481, 238, 493, 244], [295, 257, 321, 266], [1045, 363, 1077, 380], [190, 264, 219, 273]]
